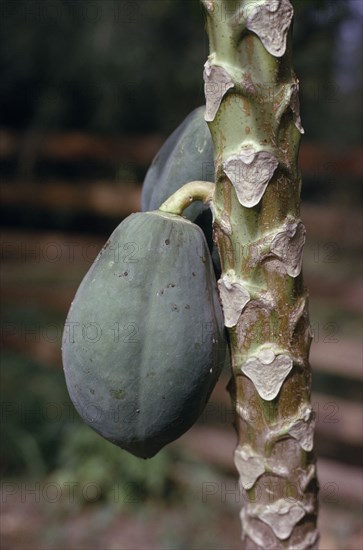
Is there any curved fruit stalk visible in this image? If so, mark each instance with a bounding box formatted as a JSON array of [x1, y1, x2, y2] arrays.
[[159, 180, 215, 216], [201, 0, 319, 548]]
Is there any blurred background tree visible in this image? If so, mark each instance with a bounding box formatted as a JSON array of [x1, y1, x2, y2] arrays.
[[1, 0, 360, 140]]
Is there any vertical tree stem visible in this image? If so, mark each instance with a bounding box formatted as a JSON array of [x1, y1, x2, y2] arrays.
[[201, 1, 319, 548]]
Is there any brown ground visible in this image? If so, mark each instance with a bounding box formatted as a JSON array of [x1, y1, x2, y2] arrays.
[[1, 482, 362, 550]]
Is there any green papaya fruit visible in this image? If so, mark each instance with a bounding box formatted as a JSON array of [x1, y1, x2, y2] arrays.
[[141, 107, 221, 274], [62, 210, 226, 459]]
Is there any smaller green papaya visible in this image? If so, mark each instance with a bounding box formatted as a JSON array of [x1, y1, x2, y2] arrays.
[[62, 210, 226, 459], [141, 107, 221, 275]]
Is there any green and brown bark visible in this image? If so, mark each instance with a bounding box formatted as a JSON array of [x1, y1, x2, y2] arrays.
[[201, 1, 319, 548]]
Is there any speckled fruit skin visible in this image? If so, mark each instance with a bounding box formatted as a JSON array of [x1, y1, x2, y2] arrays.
[[62, 211, 226, 458], [141, 107, 221, 274]]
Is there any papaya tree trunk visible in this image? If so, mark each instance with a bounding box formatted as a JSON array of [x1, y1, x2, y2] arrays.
[[201, 1, 319, 548]]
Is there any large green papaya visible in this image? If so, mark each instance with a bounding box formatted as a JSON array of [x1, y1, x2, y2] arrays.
[[62, 210, 226, 459], [141, 107, 220, 274]]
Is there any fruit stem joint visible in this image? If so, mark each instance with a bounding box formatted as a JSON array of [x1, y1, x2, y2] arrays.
[[159, 181, 215, 216]]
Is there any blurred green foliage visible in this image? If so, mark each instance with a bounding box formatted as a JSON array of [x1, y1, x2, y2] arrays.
[[1, 352, 70, 476], [52, 423, 175, 510], [0, 0, 206, 133]]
